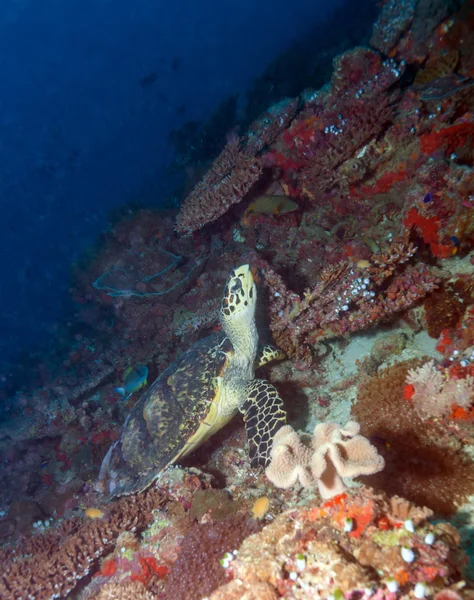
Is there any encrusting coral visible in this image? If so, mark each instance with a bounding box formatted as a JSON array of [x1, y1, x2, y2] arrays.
[[163, 514, 262, 600], [265, 421, 385, 498], [209, 487, 467, 600], [92, 580, 156, 600]]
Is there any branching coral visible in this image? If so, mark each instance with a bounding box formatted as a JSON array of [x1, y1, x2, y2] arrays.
[[258, 237, 439, 368], [175, 99, 297, 235], [175, 136, 263, 234], [92, 580, 156, 600], [265, 421, 385, 499], [0, 487, 165, 599]]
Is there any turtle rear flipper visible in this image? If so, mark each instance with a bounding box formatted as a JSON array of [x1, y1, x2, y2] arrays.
[[240, 379, 287, 467]]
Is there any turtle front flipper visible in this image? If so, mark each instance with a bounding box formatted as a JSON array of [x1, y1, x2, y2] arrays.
[[255, 344, 285, 369], [240, 379, 287, 467]]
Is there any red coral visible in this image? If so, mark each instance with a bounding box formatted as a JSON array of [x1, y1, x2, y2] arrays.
[[131, 556, 169, 586], [405, 207, 440, 243], [360, 168, 408, 196], [436, 329, 454, 354], [404, 383, 416, 400], [101, 558, 117, 577], [449, 404, 474, 421], [420, 122, 474, 155], [404, 207, 454, 258]]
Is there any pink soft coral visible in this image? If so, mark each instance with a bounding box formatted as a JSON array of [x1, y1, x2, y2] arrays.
[[265, 421, 385, 498]]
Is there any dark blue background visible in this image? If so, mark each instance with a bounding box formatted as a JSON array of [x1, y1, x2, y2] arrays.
[[0, 0, 342, 371]]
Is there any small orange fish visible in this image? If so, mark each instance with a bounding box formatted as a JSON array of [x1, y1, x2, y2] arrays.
[[355, 259, 372, 269], [85, 507, 105, 519], [252, 496, 270, 519]]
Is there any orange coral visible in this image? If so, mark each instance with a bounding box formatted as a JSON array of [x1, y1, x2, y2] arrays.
[[450, 404, 474, 421], [404, 383, 416, 400], [394, 569, 410, 585], [332, 497, 376, 538]]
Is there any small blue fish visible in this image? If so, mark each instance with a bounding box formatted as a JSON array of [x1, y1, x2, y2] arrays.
[[450, 235, 461, 250], [40, 460, 49, 469], [115, 364, 148, 400], [422, 192, 433, 204], [450, 235, 460, 245]]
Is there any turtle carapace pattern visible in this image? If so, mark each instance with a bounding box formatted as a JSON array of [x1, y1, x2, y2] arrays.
[[97, 264, 287, 497]]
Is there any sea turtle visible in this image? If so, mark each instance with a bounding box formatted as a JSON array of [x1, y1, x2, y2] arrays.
[[97, 264, 287, 497]]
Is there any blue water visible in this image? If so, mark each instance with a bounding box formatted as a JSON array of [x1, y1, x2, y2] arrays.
[[0, 0, 345, 374]]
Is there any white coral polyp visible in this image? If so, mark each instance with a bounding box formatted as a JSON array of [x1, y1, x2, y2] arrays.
[[406, 361, 474, 420]]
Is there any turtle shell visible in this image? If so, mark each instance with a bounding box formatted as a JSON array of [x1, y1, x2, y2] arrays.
[[98, 333, 234, 497]]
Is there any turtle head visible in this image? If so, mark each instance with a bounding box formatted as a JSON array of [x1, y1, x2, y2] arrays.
[[220, 265, 257, 348]]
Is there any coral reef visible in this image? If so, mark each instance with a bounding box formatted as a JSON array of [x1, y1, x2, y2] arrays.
[[257, 239, 439, 368], [353, 361, 474, 515], [210, 487, 467, 600], [1, 2, 474, 598], [175, 136, 264, 234], [163, 514, 261, 600], [405, 360, 474, 420], [175, 98, 298, 235], [0, 486, 165, 599]]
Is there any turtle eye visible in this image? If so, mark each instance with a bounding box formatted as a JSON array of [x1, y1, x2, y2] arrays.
[[231, 278, 242, 294]]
